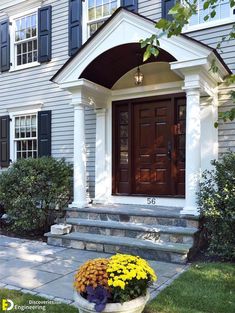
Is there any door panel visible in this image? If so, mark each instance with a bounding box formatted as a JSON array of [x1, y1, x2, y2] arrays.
[[133, 100, 172, 195]]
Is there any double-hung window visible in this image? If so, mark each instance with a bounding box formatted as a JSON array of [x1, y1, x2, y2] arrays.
[[14, 114, 38, 160], [14, 13, 38, 67], [186, 0, 234, 28], [11, 10, 38, 69], [86, 0, 120, 37]]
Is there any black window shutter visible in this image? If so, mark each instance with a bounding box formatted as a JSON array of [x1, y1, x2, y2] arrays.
[[69, 0, 82, 56], [0, 20, 10, 72], [162, 0, 175, 20], [38, 6, 52, 63], [121, 0, 138, 12], [0, 116, 10, 168], [38, 110, 51, 157]]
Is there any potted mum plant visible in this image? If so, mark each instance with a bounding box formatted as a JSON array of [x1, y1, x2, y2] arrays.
[[74, 254, 157, 313]]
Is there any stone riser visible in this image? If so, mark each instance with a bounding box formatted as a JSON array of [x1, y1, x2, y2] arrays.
[[47, 237, 188, 264], [71, 225, 194, 245], [66, 211, 199, 228]]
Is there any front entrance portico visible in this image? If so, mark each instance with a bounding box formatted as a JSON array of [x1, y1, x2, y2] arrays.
[[51, 9, 229, 216]]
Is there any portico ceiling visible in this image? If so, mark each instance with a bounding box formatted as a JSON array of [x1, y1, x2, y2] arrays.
[[80, 43, 176, 89]]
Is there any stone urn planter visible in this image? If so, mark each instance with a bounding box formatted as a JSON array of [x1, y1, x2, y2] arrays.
[[73, 290, 150, 313]]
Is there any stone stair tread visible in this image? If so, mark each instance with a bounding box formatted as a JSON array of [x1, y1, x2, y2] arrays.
[[66, 218, 198, 235], [45, 231, 191, 254], [65, 204, 199, 220]]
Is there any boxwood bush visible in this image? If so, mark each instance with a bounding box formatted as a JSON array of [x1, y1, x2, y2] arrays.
[[198, 152, 235, 261], [0, 157, 72, 234]]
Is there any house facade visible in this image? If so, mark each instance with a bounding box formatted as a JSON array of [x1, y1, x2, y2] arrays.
[[0, 0, 234, 218]]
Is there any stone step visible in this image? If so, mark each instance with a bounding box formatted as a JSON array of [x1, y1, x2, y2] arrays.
[[66, 205, 199, 228], [66, 218, 197, 245], [45, 231, 192, 264]]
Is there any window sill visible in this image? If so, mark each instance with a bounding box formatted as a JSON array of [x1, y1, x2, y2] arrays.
[[9, 61, 40, 73], [182, 17, 235, 33]]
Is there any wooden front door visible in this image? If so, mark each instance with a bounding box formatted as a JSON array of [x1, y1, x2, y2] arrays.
[[112, 94, 186, 197], [133, 100, 173, 195]]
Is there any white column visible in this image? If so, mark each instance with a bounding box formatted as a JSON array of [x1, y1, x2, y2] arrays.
[[95, 108, 107, 202], [70, 102, 88, 208], [181, 88, 201, 216]]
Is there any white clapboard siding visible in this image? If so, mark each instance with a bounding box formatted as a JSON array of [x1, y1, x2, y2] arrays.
[[0, 0, 95, 198]]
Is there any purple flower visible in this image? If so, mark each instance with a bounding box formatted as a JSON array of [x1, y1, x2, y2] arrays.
[[86, 286, 110, 312]]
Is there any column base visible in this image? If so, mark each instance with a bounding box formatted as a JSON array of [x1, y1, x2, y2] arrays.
[[180, 206, 200, 216], [69, 201, 88, 209]]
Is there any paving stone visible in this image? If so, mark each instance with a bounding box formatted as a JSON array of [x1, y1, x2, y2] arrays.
[[63, 239, 85, 250], [186, 220, 199, 228], [99, 213, 108, 221], [21, 289, 38, 295], [0, 246, 54, 263], [54, 297, 73, 304], [107, 214, 119, 221], [47, 237, 63, 246], [3, 269, 62, 289], [0, 259, 47, 280], [0, 235, 28, 247], [34, 259, 81, 275], [88, 213, 100, 220], [33, 271, 76, 301], [36, 293, 55, 300], [86, 242, 104, 252], [54, 248, 111, 262]]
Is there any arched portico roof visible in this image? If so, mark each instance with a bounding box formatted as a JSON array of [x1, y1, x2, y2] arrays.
[[51, 8, 230, 85], [80, 43, 176, 89]]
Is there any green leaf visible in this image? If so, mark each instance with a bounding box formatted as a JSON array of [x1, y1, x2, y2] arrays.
[[143, 49, 151, 62], [210, 10, 216, 18], [203, 1, 210, 9], [155, 19, 168, 29]]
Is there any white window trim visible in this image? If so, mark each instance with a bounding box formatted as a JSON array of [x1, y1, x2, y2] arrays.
[[9, 7, 40, 72], [82, 0, 121, 43], [9, 107, 41, 163], [182, 1, 235, 33]]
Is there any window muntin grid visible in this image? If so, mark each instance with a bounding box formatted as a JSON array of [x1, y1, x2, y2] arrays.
[[88, 0, 119, 36], [14, 13, 38, 66], [14, 114, 37, 159], [187, 0, 231, 26]]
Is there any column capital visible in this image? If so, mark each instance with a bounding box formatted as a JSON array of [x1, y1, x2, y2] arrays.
[[71, 95, 93, 108], [182, 86, 201, 93], [94, 108, 106, 115]]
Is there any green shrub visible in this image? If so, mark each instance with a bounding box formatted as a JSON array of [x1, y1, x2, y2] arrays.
[[198, 152, 235, 260], [0, 157, 73, 234]]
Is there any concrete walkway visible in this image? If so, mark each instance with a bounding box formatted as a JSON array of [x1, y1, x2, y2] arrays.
[[0, 235, 189, 306]]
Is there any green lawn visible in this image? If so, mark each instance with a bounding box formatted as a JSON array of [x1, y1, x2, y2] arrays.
[[0, 289, 78, 313], [145, 263, 235, 313], [0, 263, 234, 313]]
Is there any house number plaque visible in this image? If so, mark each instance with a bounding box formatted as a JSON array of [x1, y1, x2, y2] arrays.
[[147, 197, 157, 205]]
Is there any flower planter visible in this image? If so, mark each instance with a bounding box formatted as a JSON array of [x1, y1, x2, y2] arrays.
[[74, 290, 150, 313]]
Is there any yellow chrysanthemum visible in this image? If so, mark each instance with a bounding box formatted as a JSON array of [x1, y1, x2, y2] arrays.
[[74, 258, 110, 293]]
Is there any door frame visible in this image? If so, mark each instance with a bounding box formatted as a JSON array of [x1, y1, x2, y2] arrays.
[[112, 93, 186, 197]]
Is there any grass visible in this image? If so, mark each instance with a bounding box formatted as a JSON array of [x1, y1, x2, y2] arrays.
[[1, 263, 234, 313], [0, 289, 78, 313], [145, 263, 235, 313]]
